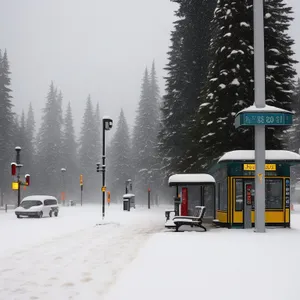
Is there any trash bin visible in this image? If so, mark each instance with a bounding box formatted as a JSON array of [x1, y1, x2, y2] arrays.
[[123, 198, 130, 211], [123, 194, 135, 211]]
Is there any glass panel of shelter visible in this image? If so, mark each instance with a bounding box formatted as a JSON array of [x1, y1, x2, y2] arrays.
[[186, 185, 214, 218], [235, 178, 284, 211]]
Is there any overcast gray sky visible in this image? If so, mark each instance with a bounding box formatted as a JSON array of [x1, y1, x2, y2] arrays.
[[0, 0, 178, 137], [0, 0, 299, 138]]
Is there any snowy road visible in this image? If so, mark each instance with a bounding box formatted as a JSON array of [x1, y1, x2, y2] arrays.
[[0, 205, 165, 299]]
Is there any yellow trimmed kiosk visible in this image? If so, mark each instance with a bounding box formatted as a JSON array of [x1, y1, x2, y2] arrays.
[[211, 150, 300, 228], [165, 174, 216, 230]]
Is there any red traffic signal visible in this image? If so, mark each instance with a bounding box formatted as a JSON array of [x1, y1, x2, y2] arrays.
[[11, 163, 17, 176], [25, 174, 30, 186]]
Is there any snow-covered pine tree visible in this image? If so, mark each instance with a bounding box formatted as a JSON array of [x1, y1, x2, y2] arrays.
[[78, 95, 99, 198], [132, 67, 160, 201], [61, 101, 78, 197], [289, 79, 300, 182], [158, 0, 217, 175], [289, 78, 300, 151], [192, 0, 297, 170], [26, 103, 35, 153], [0, 49, 15, 194], [35, 82, 62, 195], [109, 109, 131, 202], [192, 0, 253, 170], [25, 103, 36, 191], [149, 62, 162, 193], [264, 0, 297, 147]]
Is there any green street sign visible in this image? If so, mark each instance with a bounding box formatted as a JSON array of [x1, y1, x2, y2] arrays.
[[235, 112, 293, 128]]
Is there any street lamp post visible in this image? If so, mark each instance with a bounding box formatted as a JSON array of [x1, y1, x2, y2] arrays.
[[61, 168, 66, 206], [101, 117, 113, 219]]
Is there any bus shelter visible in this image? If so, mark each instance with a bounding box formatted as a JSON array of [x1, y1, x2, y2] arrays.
[[210, 150, 300, 228], [166, 174, 216, 225]]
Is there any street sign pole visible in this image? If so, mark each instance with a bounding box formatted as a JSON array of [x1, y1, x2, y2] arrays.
[[80, 174, 83, 206], [254, 0, 266, 233], [15, 147, 22, 207]]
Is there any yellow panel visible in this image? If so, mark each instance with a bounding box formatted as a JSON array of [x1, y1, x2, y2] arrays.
[[265, 211, 285, 223], [285, 209, 290, 223], [234, 211, 243, 223], [228, 178, 232, 224], [216, 211, 228, 223]]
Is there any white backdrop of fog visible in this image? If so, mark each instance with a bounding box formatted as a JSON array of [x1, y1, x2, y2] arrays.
[[0, 0, 299, 142]]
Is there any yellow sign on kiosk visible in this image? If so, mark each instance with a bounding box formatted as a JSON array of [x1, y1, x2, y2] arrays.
[[243, 164, 276, 171]]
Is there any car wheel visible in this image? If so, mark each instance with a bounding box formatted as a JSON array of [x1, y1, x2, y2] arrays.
[[38, 211, 43, 218], [16, 215, 20, 219], [49, 211, 53, 217], [54, 211, 58, 217]]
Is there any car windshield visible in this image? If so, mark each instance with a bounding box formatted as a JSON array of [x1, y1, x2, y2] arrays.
[[20, 200, 43, 209]]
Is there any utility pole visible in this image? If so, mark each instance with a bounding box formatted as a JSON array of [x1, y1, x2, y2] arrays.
[[11, 147, 30, 207], [80, 174, 83, 206], [61, 168, 66, 206], [253, 0, 266, 233], [15, 147, 22, 207]]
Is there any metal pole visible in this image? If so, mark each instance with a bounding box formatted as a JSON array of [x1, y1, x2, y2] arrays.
[[81, 185, 83, 206], [254, 0, 266, 233], [0, 188, 3, 207], [63, 172, 66, 205], [16, 148, 21, 207], [175, 186, 179, 216], [148, 189, 150, 209], [125, 181, 128, 194], [102, 124, 106, 219]]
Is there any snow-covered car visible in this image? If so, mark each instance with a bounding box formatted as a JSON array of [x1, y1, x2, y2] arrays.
[[15, 195, 59, 218]]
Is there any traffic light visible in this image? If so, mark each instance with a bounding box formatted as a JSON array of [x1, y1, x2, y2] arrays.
[[80, 174, 83, 185], [96, 163, 100, 173], [11, 162, 17, 176], [25, 174, 30, 186]]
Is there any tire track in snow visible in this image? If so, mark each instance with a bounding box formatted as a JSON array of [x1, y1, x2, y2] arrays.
[[0, 213, 163, 300]]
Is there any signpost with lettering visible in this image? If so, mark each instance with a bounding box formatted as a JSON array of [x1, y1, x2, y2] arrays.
[[235, 111, 293, 128]]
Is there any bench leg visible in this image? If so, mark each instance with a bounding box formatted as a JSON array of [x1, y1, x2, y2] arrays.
[[175, 225, 179, 232], [199, 224, 207, 232]]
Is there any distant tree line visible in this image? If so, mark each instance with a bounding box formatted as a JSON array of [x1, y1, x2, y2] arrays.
[[0, 50, 102, 203]]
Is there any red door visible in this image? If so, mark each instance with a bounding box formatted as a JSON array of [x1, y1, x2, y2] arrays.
[[181, 187, 188, 216]]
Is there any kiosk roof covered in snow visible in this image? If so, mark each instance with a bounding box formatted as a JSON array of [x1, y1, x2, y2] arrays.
[[218, 150, 300, 164], [168, 174, 216, 186], [236, 104, 293, 116]]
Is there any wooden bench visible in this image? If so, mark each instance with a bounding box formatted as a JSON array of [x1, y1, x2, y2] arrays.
[[173, 206, 206, 232]]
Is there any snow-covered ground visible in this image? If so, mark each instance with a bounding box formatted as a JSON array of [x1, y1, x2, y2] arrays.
[[0, 204, 164, 299], [104, 206, 300, 300], [2, 204, 300, 300]]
